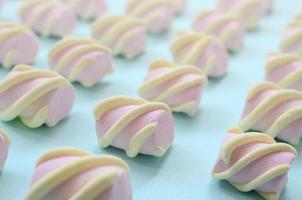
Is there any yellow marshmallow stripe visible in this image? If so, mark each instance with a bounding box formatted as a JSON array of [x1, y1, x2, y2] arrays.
[[93, 96, 171, 157], [138, 60, 207, 114], [26, 148, 129, 200], [239, 82, 302, 144], [0, 65, 71, 128], [213, 127, 297, 200]]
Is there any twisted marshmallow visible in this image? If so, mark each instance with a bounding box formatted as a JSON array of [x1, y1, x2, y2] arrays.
[[19, 0, 76, 38], [212, 127, 297, 200], [138, 60, 207, 116], [0, 129, 10, 171], [280, 12, 302, 56], [265, 52, 302, 91], [218, 0, 274, 30], [61, 0, 107, 20], [0, 22, 39, 69], [26, 148, 132, 200], [93, 96, 175, 158], [170, 32, 229, 77], [239, 82, 302, 145], [91, 15, 147, 60], [48, 36, 113, 87], [0, 65, 76, 128], [126, 0, 174, 34], [192, 9, 245, 52]]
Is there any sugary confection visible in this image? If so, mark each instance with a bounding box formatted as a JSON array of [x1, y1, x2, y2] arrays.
[[19, 0, 76, 38], [26, 147, 132, 200], [265, 52, 302, 91], [0, 129, 11, 172], [93, 96, 175, 157], [91, 15, 147, 60], [170, 0, 186, 15], [170, 32, 229, 78], [0, 22, 39, 69], [126, 0, 174, 34], [192, 9, 245, 52], [239, 82, 302, 145], [48, 36, 113, 87], [212, 127, 297, 200], [138, 60, 207, 116], [0, 65, 76, 128], [217, 0, 274, 30], [61, 0, 107, 20], [280, 12, 302, 55]]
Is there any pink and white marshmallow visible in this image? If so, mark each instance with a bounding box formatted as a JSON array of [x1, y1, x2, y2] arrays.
[[25, 148, 132, 200], [138, 60, 208, 116], [0, 129, 10, 172], [170, 32, 229, 78], [48, 36, 113, 87], [212, 127, 297, 200], [126, 0, 174, 34], [19, 0, 76, 38], [0, 22, 39, 69], [61, 0, 107, 20], [265, 52, 302, 91], [93, 96, 175, 158], [0, 65, 76, 128], [91, 15, 147, 60], [192, 9, 245, 52], [239, 82, 302, 145], [217, 0, 274, 30]]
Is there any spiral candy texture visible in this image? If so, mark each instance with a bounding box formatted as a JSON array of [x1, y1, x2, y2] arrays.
[[138, 60, 207, 116], [93, 96, 175, 158], [239, 82, 302, 145], [91, 15, 147, 60], [212, 127, 297, 200], [26, 147, 132, 200], [0, 65, 76, 128], [48, 36, 113, 87]]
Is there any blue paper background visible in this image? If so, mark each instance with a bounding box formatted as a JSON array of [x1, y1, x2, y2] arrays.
[[0, 0, 302, 199]]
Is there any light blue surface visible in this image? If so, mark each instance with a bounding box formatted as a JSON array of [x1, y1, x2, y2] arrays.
[[0, 0, 302, 199]]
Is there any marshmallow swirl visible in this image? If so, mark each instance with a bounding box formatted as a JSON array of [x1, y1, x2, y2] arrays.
[[126, 0, 174, 34], [213, 127, 297, 200], [239, 82, 302, 145], [0, 65, 76, 128], [0, 22, 39, 69], [91, 15, 147, 60], [26, 147, 132, 200], [192, 9, 245, 52], [138, 60, 207, 116], [19, 0, 76, 38], [170, 32, 229, 77], [48, 36, 113, 87], [265, 52, 302, 91], [0, 129, 10, 172], [93, 96, 175, 157]]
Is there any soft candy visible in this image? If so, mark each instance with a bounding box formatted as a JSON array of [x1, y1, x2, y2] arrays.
[[0, 129, 10, 172]]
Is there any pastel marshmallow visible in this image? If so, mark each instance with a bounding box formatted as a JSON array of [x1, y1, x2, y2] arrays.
[[61, 0, 107, 20], [48, 36, 113, 87], [170, 32, 229, 78], [212, 127, 297, 200], [0, 22, 39, 69], [192, 9, 245, 52], [91, 15, 147, 60], [19, 0, 76, 38], [217, 0, 274, 30], [25, 147, 132, 200], [265, 52, 302, 91], [93, 96, 175, 158], [0, 129, 11, 172], [0, 65, 76, 128], [126, 0, 174, 34], [239, 82, 302, 145], [138, 60, 208, 116], [169, 0, 186, 15]]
